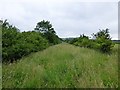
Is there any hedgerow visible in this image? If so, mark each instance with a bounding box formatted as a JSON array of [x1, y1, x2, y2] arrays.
[[2, 20, 61, 63]]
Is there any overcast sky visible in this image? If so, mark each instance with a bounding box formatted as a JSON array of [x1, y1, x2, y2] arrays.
[[0, 0, 119, 39]]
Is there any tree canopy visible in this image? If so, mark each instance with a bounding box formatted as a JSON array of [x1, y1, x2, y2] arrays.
[[34, 20, 56, 34], [34, 20, 61, 45]]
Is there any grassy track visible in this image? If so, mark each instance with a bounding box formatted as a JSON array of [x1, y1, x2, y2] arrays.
[[2, 43, 118, 88]]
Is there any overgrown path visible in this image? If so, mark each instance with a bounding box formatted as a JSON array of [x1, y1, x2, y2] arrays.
[[2, 43, 118, 88]]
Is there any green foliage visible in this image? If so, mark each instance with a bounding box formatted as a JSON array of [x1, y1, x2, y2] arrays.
[[70, 34, 93, 48], [69, 29, 114, 53], [93, 28, 114, 53], [2, 20, 49, 63], [2, 19, 61, 62], [43, 32, 61, 45], [34, 20, 61, 45], [34, 20, 55, 34], [21, 31, 49, 51], [69, 38, 78, 44], [77, 34, 92, 48], [2, 20, 19, 48]]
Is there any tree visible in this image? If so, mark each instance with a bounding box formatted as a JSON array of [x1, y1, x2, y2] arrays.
[[2, 20, 49, 63], [34, 20, 56, 34], [2, 20, 20, 62], [92, 28, 113, 53], [34, 20, 61, 45], [2, 20, 19, 48]]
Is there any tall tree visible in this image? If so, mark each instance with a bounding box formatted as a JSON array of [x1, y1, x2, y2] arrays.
[[34, 20, 56, 34], [34, 20, 60, 45]]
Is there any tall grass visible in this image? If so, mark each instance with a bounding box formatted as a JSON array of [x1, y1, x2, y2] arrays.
[[2, 43, 118, 88]]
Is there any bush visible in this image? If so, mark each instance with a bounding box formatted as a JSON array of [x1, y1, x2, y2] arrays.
[[2, 20, 49, 63], [71, 34, 93, 48], [93, 29, 114, 53], [69, 29, 114, 53], [43, 32, 61, 45]]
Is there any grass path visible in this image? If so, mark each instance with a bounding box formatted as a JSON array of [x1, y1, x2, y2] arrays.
[[2, 43, 118, 88]]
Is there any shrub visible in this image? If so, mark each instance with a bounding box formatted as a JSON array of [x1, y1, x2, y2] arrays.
[[93, 29, 114, 53], [71, 34, 93, 48], [2, 20, 49, 63], [69, 29, 114, 53]]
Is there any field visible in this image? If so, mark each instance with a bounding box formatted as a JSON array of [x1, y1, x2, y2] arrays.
[[2, 43, 118, 88]]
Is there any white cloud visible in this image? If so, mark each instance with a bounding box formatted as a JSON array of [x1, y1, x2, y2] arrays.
[[0, 0, 118, 40]]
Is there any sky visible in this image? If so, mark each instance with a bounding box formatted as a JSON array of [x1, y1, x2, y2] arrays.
[[0, 0, 119, 40]]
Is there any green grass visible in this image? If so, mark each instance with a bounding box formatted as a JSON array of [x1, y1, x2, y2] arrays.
[[2, 43, 118, 88]]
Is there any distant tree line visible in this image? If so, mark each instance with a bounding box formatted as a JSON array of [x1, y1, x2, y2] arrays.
[[65, 28, 114, 53], [2, 20, 61, 63]]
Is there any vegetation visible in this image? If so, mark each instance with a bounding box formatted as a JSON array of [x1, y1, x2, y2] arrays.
[[2, 43, 118, 88], [70, 34, 93, 48], [2, 20, 61, 63], [34, 20, 61, 45], [1, 19, 118, 88], [92, 28, 113, 53], [69, 29, 114, 53]]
